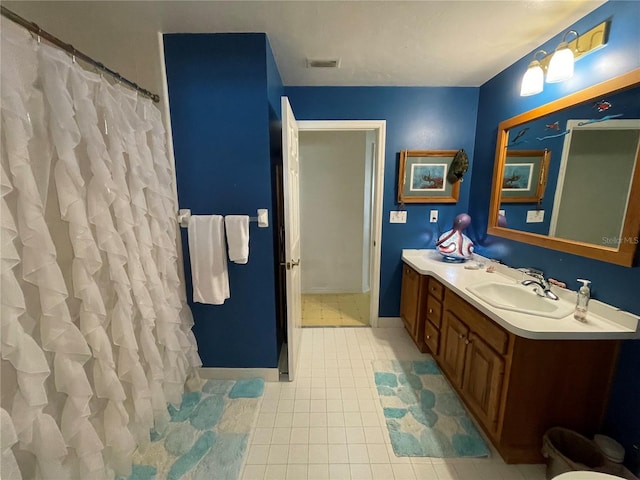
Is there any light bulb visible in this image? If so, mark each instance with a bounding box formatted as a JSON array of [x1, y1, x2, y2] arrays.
[[520, 60, 544, 96], [546, 42, 575, 83]]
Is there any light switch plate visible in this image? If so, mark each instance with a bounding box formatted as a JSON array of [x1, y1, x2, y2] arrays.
[[499, 209, 506, 216], [526, 210, 544, 223], [390, 211, 407, 223], [430, 210, 438, 223]]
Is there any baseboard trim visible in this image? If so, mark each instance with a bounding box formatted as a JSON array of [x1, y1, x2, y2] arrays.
[[198, 367, 280, 382], [371, 317, 404, 328]]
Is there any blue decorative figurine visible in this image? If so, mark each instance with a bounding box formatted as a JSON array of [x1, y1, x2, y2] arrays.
[[436, 213, 474, 262]]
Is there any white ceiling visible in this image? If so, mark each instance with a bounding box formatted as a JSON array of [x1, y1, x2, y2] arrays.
[[4, 1, 608, 87]]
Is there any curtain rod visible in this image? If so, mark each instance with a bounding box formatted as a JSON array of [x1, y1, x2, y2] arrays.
[[1, 6, 160, 103]]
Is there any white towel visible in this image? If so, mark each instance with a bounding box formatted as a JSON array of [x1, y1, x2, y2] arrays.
[[225, 215, 250, 264], [188, 215, 230, 304]]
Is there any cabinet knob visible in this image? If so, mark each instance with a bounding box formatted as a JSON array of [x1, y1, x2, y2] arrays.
[[464, 339, 471, 345], [458, 334, 464, 339], [426, 335, 431, 339], [429, 308, 433, 313]]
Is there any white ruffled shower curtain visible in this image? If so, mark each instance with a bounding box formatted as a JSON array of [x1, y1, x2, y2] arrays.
[[1, 19, 201, 479]]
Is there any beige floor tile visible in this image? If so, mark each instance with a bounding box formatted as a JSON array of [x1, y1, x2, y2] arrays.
[[302, 293, 370, 327], [341, 317, 368, 327], [302, 319, 325, 327]]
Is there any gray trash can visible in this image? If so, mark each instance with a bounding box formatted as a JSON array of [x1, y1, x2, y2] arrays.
[[542, 427, 607, 480]]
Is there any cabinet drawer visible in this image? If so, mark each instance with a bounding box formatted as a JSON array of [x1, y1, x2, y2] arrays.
[[426, 295, 443, 328], [403, 264, 418, 279], [424, 320, 439, 355], [427, 278, 444, 301], [445, 291, 509, 355], [474, 315, 509, 355]]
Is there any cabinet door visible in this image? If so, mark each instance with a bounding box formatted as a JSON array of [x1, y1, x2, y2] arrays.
[[440, 311, 468, 387], [400, 264, 420, 336], [462, 333, 505, 431]]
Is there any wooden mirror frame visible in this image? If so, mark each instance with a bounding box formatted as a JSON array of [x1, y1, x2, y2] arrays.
[[487, 68, 640, 266]]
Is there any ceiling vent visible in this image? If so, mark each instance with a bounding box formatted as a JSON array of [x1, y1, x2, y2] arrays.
[[306, 58, 341, 68]]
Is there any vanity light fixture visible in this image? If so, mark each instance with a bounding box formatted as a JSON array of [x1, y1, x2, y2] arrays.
[[546, 30, 578, 83], [520, 50, 546, 97], [519, 21, 609, 96]]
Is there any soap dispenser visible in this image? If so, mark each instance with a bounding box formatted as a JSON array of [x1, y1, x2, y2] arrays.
[[574, 279, 591, 322]]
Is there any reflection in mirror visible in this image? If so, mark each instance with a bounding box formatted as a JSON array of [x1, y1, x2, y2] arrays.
[[488, 69, 640, 266], [550, 120, 640, 246], [500, 149, 550, 205]]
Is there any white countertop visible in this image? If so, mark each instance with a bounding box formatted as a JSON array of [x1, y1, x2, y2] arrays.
[[402, 249, 640, 340]]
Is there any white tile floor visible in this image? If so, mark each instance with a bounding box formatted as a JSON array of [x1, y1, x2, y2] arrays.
[[241, 327, 547, 480]]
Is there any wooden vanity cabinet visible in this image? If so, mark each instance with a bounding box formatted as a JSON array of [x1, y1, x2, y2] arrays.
[[441, 289, 618, 463], [399, 263, 427, 352], [497, 336, 619, 463], [441, 292, 507, 435], [401, 264, 621, 464]]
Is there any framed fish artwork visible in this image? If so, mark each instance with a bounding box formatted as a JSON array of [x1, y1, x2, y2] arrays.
[[500, 149, 551, 203], [397, 150, 461, 203]]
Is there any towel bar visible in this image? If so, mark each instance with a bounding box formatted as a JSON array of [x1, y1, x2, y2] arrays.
[[177, 209, 268, 228]]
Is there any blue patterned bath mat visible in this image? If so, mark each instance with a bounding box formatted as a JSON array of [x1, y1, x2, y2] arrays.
[[123, 378, 264, 480], [372, 359, 489, 458]]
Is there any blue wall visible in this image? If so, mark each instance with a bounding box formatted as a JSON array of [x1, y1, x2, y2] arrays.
[[266, 39, 284, 119], [470, 1, 640, 465], [284, 87, 479, 316], [164, 33, 279, 368]]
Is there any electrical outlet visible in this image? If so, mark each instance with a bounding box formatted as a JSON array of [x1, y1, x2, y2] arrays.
[[526, 210, 544, 223], [390, 211, 407, 223], [499, 209, 506, 216], [430, 210, 438, 223]]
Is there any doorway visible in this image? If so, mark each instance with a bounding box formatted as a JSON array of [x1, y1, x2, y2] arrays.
[[297, 121, 386, 328]]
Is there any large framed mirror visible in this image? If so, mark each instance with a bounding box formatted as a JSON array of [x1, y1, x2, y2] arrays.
[[487, 69, 640, 266]]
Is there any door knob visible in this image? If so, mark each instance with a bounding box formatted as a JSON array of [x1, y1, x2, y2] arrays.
[[280, 259, 300, 270]]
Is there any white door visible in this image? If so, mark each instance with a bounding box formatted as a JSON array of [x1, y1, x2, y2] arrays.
[[281, 96, 301, 381]]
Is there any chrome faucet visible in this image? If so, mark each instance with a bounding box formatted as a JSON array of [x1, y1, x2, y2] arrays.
[[520, 268, 559, 300]]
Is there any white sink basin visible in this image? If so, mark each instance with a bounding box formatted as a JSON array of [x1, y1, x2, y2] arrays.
[[466, 282, 575, 319]]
